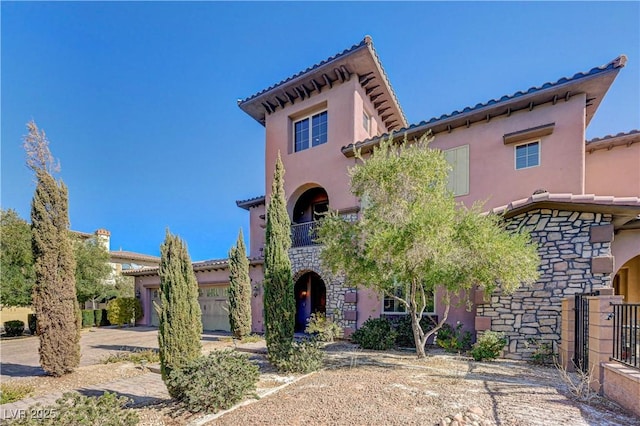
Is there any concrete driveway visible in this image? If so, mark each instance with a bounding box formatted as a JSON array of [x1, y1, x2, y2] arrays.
[[0, 326, 230, 380]]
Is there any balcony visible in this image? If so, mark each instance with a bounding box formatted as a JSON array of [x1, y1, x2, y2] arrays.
[[291, 221, 320, 248]]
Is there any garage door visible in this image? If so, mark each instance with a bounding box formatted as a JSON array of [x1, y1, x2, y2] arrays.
[[149, 286, 230, 332], [199, 286, 230, 331]]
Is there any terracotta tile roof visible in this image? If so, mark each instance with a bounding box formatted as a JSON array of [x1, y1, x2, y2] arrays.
[[491, 193, 640, 217], [123, 257, 264, 276], [343, 55, 627, 157], [587, 129, 640, 144], [238, 36, 407, 131], [236, 195, 265, 210], [110, 250, 160, 263], [585, 129, 640, 153]]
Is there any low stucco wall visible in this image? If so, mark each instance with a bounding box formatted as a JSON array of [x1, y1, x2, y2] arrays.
[[602, 362, 640, 417], [0, 306, 34, 329]]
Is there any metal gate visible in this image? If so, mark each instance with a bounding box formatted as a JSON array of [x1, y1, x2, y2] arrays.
[[574, 291, 600, 372]]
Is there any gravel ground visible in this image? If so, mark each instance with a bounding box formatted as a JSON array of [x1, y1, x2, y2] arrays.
[[137, 343, 639, 426]]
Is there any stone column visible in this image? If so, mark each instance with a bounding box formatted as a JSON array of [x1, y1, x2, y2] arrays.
[[559, 297, 576, 372], [587, 293, 623, 393]]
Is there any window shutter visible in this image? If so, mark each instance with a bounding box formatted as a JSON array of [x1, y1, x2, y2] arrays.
[[444, 145, 469, 196]]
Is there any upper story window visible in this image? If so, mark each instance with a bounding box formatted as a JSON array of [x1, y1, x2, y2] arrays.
[[515, 141, 540, 170], [362, 111, 370, 134], [294, 111, 328, 152], [444, 145, 469, 197]]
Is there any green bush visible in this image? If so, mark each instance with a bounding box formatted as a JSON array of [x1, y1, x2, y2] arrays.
[[0, 382, 34, 404], [436, 322, 472, 353], [470, 331, 507, 361], [305, 312, 343, 342], [27, 314, 37, 335], [107, 298, 142, 327], [527, 339, 556, 365], [5, 391, 138, 426], [271, 338, 324, 373], [167, 350, 259, 414], [81, 310, 95, 328], [94, 309, 103, 327], [388, 315, 436, 348], [4, 320, 25, 337], [351, 317, 396, 350]]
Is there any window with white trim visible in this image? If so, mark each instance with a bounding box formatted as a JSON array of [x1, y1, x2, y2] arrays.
[[444, 145, 469, 196], [294, 110, 328, 152], [383, 285, 435, 314], [515, 141, 540, 169]]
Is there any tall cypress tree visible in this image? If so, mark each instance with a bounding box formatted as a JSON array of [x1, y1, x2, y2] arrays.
[[228, 228, 252, 339], [263, 153, 294, 362], [157, 230, 202, 396], [25, 121, 80, 376]]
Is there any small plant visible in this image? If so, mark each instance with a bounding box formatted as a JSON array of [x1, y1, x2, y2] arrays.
[[167, 350, 259, 413], [81, 310, 95, 328], [5, 391, 138, 425], [305, 312, 343, 342], [470, 331, 506, 361], [271, 338, 324, 373], [0, 383, 34, 404], [240, 334, 263, 344], [4, 320, 25, 337], [102, 349, 160, 365], [94, 309, 103, 327], [27, 314, 37, 335], [351, 317, 397, 350], [555, 361, 599, 402], [436, 322, 472, 353], [526, 339, 556, 365]]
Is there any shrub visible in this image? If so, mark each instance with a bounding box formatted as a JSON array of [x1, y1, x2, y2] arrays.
[[389, 315, 435, 348], [100, 308, 110, 326], [470, 331, 506, 361], [0, 382, 34, 404], [271, 338, 324, 373], [305, 312, 343, 342], [27, 314, 37, 335], [167, 350, 259, 414], [436, 322, 472, 353], [527, 339, 556, 366], [106, 297, 142, 327], [102, 349, 160, 365], [351, 317, 396, 350], [94, 309, 103, 327], [5, 391, 138, 426], [81, 310, 95, 328], [4, 320, 25, 337]]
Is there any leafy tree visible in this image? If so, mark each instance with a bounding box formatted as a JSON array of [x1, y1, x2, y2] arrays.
[[157, 229, 202, 397], [25, 120, 80, 375], [0, 209, 35, 307], [73, 235, 112, 309], [228, 228, 252, 339], [263, 153, 295, 364], [318, 134, 540, 358]]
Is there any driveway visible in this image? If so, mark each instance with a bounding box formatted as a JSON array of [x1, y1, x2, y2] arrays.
[[0, 326, 229, 380]]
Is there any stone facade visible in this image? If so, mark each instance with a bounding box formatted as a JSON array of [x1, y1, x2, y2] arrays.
[[476, 209, 613, 359], [289, 245, 357, 330]]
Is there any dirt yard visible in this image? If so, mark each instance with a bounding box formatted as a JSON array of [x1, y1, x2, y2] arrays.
[[138, 343, 639, 426]]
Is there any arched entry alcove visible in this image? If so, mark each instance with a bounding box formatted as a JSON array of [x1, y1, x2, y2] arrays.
[[614, 255, 640, 303], [294, 271, 326, 332], [290, 186, 329, 247]]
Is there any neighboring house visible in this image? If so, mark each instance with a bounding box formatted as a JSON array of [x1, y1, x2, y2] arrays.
[[130, 37, 639, 358]]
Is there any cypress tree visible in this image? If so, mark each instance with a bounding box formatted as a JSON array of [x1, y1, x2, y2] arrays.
[[25, 121, 80, 376], [263, 153, 294, 363], [157, 229, 202, 397], [228, 228, 252, 339]]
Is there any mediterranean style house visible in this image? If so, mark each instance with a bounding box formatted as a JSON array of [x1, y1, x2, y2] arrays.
[[130, 37, 639, 359]]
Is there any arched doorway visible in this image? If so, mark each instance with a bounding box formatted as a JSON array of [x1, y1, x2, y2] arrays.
[[291, 187, 329, 247], [294, 272, 326, 332], [614, 255, 640, 303]]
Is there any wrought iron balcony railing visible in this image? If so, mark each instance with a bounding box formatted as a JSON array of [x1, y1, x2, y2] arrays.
[[291, 221, 320, 248]]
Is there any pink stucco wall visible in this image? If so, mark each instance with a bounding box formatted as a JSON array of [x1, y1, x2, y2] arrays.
[[612, 229, 640, 274], [585, 143, 640, 197], [248, 204, 266, 258]]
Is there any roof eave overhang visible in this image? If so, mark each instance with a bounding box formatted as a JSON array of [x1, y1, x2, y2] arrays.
[[238, 38, 407, 132], [343, 65, 622, 158], [124, 258, 264, 277]]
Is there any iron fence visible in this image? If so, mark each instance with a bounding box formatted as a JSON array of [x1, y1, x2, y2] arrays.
[[612, 303, 640, 369], [291, 221, 319, 248]]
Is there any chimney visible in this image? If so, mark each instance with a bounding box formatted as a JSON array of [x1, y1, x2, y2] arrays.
[[95, 228, 111, 251]]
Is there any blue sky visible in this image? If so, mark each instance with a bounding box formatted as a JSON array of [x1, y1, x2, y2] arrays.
[[2, 2, 639, 261]]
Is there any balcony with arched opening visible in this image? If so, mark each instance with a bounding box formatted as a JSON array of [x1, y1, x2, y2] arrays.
[[290, 187, 328, 248]]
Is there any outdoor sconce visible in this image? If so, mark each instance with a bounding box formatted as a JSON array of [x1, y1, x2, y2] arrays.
[[253, 285, 260, 298], [135, 289, 141, 299]]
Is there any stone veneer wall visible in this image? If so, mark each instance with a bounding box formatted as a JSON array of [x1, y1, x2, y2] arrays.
[[289, 245, 357, 330], [476, 209, 613, 360]]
